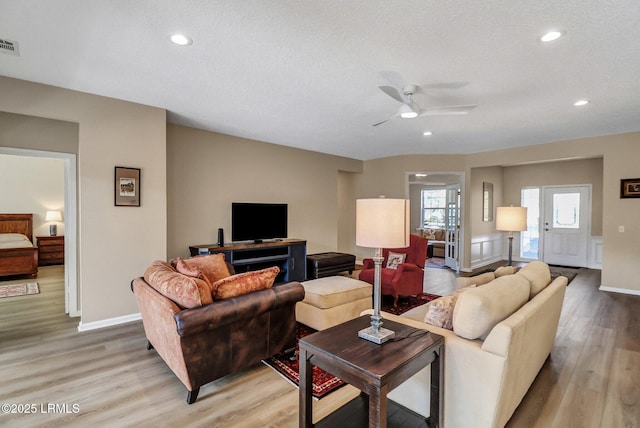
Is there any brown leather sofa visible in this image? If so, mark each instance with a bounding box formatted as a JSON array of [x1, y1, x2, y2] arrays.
[[131, 274, 305, 404]]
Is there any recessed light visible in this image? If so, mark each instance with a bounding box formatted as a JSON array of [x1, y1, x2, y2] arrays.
[[540, 31, 563, 42], [415, 173, 428, 178], [574, 99, 589, 106], [171, 33, 192, 46], [423, 131, 433, 136]]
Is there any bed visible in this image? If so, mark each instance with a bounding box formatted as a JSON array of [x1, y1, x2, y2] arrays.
[[0, 214, 39, 278]]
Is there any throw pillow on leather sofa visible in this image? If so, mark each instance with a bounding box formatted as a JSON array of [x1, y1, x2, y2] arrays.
[[132, 254, 304, 403]]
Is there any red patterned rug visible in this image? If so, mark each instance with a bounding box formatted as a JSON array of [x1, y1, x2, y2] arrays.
[[263, 292, 440, 398]]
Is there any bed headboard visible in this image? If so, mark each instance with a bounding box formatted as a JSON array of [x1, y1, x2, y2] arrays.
[[0, 214, 34, 242]]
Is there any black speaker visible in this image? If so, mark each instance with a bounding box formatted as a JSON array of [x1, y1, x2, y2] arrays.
[[217, 228, 224, 247]]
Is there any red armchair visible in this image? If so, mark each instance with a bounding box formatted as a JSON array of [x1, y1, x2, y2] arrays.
[[358, 234, 427, 306]]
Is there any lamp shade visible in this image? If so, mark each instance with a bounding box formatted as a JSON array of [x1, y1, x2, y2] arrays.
[[356, 198, 410, 248], [45, 210, 62, 222], [496, 206, 527, 232]]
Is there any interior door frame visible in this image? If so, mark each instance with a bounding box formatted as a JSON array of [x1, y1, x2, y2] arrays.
[[0, 147, 79, 317], [540, 184, 592, 267], [406, 171, 465, 271], [444, 184, 461, 271]]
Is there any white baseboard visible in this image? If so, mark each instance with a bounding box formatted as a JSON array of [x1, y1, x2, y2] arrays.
[[598, 286, 640, 296], [77, 312, 141, 332]]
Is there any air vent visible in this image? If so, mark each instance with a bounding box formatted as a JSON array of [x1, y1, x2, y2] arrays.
[[0, 38, 20, 56]]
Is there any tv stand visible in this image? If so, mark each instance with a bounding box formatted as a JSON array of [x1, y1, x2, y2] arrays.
[[189, 239, 307, 283]]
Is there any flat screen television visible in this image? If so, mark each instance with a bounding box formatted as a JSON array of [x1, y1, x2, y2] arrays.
[[231, 202, 288, 243]]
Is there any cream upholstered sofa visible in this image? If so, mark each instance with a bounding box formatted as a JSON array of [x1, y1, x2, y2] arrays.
[[363, 261, 567, 428]]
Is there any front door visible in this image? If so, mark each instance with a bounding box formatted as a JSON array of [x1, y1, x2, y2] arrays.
[[542, 185, 590, 267]]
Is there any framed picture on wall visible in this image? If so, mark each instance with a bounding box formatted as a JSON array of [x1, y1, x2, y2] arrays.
[[620, 178, 640, 199], [114, 166, 141, 206], [483, 182, 494, 221]]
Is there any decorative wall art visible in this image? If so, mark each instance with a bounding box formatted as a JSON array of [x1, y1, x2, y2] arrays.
[[114, 166, 141, 206], [620, 178, 640, 199], [483, 182, 494, 221]]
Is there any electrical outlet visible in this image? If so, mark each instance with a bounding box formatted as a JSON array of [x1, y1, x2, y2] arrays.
[[619, 225, 625, 233]]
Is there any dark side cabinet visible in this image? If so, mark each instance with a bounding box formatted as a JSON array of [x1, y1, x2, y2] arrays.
[[189, 239, 307, 283], [37, 235, 65, 266], [287, 242, 307, 282]]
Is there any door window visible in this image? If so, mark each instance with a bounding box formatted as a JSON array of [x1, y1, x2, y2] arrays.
[[552, 193, 580, 229]]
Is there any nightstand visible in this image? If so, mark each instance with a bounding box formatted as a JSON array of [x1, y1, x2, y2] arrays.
[[37, 236, 65, 266]]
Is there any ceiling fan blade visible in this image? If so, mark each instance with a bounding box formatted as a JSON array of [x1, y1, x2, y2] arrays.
[[418, 104, 478, 117], [378, 86, 404, 102], [372, 119, 390, 127], [371, 112, 400, 127]]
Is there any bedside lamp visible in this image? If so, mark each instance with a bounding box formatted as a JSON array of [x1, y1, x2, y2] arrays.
[[496, 206, 527, 266], [45, 210, 62, 236], [356, 196, 409, 344]]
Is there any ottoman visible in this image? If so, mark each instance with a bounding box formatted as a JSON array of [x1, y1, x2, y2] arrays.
[[306, 252, 356, 279], [295, 276, 372, 331]]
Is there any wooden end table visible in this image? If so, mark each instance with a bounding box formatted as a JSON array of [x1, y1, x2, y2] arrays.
[[299, 315, 444, 428]]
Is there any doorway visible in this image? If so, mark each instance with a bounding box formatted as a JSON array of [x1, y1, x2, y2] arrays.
[[0, 147, 79, 316], [542, 185, 591, 267], [407, 172, 464, 271]]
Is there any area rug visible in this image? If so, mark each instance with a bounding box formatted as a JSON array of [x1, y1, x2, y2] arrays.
[[426, 257, 448, 269], [549, 265, 579, 285], [0, 282, 40, 299], [263, 292, 440, 398], [381, 292, 441, 316]]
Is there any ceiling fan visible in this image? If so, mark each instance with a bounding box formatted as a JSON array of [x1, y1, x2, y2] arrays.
[[372, 84, 477, 127]]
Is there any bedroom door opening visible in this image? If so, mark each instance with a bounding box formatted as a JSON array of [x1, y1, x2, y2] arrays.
[[0, 147, 78, 317]]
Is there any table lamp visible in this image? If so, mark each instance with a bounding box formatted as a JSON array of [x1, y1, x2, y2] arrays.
[[356, 196, 409, 344], [45, 210, 62, 236], [496, 206, 527, 266]]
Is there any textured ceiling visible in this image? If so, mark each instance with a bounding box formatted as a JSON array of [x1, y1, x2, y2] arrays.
[[1, 1, 639, 160]]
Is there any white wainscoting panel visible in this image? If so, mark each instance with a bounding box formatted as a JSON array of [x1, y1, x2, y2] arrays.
[[470, 233, 503, 270], [590, 236, 603, 269]]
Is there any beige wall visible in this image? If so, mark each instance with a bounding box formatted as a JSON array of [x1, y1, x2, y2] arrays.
[[469, 166, 504, 236], [0, 111, 79, 154], [337, 171, 357, 252], [354, 134, 638, 292], [351, 155, 467, 261], [0, 154, 65, 237], [0, 77, 167, 324], [2, 76, 638, 327], [502, 158, 603, 236], [465, 135, 639, 291], [166, 124, 362, 259]]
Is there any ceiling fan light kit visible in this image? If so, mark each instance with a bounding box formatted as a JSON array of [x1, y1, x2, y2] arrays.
[[399, 103, 418, 118], [373, 83, 477, 127]]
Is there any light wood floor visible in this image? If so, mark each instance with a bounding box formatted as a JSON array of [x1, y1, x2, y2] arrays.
[[1, 265, 638, 427]]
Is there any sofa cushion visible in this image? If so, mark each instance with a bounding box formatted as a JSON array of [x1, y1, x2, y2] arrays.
[[183, 253, 231, 285], [517, 261, 552, 299], [452, 274, 530, 340], [386, 252, 406, 269], [144, 260, 213, 309], [423, 229, 437, 240], [172, 257, 211, 288], [454, 271, 496, 290], [423, 286, 474, 329], [211, 266, 279, 300], [495, 265, 516, 278]]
